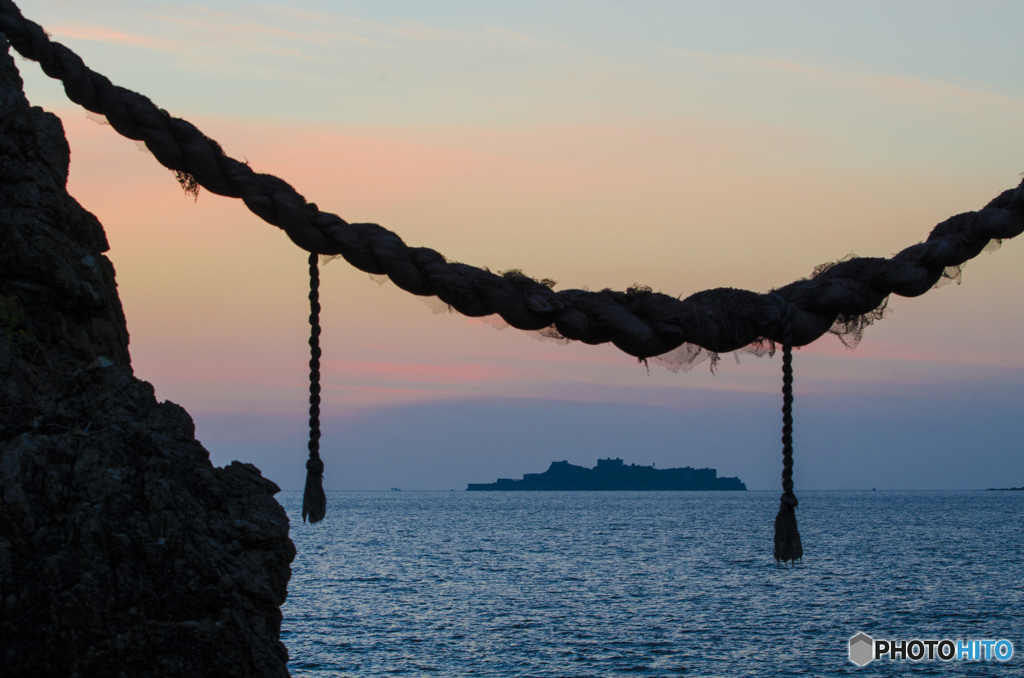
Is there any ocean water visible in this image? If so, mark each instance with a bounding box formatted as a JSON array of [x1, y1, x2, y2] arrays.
[[278, 491, 1023, 676]]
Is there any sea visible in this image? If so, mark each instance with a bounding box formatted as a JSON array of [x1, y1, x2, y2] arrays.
[[278, 490, 1023, 677]]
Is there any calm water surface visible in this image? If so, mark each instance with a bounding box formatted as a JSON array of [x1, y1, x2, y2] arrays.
[[279, 491, 1023, 676]]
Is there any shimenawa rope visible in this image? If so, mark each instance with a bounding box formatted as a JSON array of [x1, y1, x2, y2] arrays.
[[302, 253, 327, 523], [1, 0, 1022, 363], [773, 297, 802, 564]]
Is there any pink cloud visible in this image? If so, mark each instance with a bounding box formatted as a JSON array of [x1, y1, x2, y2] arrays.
[[320, 384, 469, 398], [49, 25, 176, 51], [326, 360, 522, 384], [146, 9, 385, 50], [148, 13, 309, 43], [800, 338, 1024, 368]]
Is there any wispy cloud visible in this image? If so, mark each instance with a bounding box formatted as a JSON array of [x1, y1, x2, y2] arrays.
[[662, 47, 1024, 122], [326, 360, 522, 385], [142, 11, 343, 62], [49, 24, 177, 51], [163, 3, 574, 55], [802, 338, 1024, 369]]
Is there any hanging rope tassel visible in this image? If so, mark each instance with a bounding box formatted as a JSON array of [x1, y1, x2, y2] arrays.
[[773, 297, 802, 564], [302, 252, 327, 524]]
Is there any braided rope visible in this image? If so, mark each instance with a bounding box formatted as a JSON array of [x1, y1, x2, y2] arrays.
[[301, 253, 326, 524], [773, 298, 802, 563], [2, 0, 1023, 362], [780, 300, 795, 500]]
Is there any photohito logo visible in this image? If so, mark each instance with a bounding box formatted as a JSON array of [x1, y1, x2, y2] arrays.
[[849, 633, 1014, 666]]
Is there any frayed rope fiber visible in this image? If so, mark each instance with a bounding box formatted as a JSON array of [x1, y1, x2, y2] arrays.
[[302, 253, 327, 524], [773, 297, 802, 564]]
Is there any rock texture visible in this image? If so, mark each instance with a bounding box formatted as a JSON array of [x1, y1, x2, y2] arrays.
[[0, 37, 294, 677]]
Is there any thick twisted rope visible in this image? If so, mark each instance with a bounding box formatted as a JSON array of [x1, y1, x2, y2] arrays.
[[2, 1, 1023, 362], [301, 253, 327, 524], [773, 298, 802, 564]]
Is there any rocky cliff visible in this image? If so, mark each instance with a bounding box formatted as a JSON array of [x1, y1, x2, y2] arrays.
[[0, 36, 294, 677]]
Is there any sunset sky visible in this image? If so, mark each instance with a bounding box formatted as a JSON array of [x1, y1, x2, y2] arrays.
[[13, 0, 1024, 491]]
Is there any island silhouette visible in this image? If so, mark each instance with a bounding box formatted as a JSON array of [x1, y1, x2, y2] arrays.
[[468, 457, 746, 491]]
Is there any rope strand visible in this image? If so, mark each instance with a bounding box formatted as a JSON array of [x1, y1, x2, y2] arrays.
[[302, 253, 326, 523], [773, 297, 802, 563]]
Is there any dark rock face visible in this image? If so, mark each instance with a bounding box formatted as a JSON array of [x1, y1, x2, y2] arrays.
[[0, 37, 294, 677]]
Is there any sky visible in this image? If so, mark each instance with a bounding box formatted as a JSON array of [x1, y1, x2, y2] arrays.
[[11, 0, 1024, 491]]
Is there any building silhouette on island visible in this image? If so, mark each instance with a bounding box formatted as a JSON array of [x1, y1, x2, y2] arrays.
[[467, 457, 746, 491]]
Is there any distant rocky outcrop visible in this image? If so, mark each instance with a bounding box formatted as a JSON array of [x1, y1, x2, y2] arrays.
[[0, 36, 294, 677], [468, 457, 747, 491]]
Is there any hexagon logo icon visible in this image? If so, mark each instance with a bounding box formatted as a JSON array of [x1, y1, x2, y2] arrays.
[[849, 633, 874, 666]]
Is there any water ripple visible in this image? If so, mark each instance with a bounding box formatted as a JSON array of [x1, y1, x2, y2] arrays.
[[281, 491, 1023, 676]]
